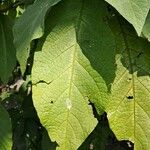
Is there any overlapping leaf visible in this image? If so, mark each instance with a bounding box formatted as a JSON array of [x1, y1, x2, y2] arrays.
[[142, 11, 150, 41], [13, 0, 62, 73], [0, 104, 12, 150], [0, 15, 16, 83], [32, 0, 116, 149], [105, 0, 150, 35], [106, 11, 150, 150]]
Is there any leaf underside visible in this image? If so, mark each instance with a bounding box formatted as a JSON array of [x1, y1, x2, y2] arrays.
[[106, 8, 150, 150], [142, 11, 150, 41], [31, 0, 150, 149], [32, 0, 116, 149], [13, 0, 62, 73], [105, 0, 150, 36]]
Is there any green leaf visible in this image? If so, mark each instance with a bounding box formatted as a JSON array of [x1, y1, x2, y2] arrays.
[[13, 0, 62, 73], [105, 0, 150, 35], [0, 15, 16, 84], [17, 0, 35, 5], [79, 115, 113, 150], [32, 0, 116, 149], [0, 104, 12, 150], [106, 12, 150, 150], [142, 11, 150, 42]]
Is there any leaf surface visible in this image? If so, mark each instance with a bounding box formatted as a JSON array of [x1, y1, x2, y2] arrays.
[[106, 12, 150, 150], [105, 0, 150, 35], [0, 105, 12, 150], [32, 0, 116, 149], [0, 15, 16, 83], [13, 0, 62, 73], [142, 11, 150, 41]]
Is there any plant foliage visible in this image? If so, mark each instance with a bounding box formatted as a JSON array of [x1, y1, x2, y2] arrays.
[[0, 0, 150, 150]]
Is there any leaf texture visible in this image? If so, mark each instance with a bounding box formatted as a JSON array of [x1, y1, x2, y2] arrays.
[[106, 10, 150, 150], [0, 15, 16, 83], [13, 0, 62, 73], [105, 0, 150, 35], [0, 105, 12, 150], [32, 0, 116, 149], [142, 11, 150, 42]]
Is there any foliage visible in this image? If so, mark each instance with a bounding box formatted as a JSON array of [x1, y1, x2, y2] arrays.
[[0, 0, 150, 149]]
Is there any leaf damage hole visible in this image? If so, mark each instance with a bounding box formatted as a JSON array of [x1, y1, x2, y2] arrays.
[[50, 101, 53, 104], [127, 96, 134, 100], [33, 80, 53, 85], [137, 52, 144, 58]]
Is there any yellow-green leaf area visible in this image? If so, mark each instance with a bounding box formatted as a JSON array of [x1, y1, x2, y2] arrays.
[[106, 13, 150, 150], [32, 0, 116, 149]]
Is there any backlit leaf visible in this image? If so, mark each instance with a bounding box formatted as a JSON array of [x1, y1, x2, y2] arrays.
[[32, 0, 116, 149], [106, 11, 150, 150], [105, 0, 150, 35]]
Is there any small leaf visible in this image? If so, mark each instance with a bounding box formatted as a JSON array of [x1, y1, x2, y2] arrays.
[[0, 104, 12, 150], [13, 0, 62, 73], [105, 0, 150, 35], [0, 14, 16, 84]]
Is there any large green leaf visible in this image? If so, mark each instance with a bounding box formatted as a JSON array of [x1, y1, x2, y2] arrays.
[[32, 0, 116, 149], [0, 104, 12, 150], [105, 0, 150, 36], [106, 11, 150, 150], [0, 15, 16, 84], [142, 11, 150, 42], [13, 0, 62, 73]]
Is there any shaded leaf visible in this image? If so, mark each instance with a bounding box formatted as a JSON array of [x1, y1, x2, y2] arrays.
[[142, 11, 150, 42], [0, 104, 12, 150], [0, 14, 16, 83], [105, 0, 150, 35], [13, 0, 62, 73]]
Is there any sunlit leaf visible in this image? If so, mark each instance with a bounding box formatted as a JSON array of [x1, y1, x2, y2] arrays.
[[32, 0, 116, 149]]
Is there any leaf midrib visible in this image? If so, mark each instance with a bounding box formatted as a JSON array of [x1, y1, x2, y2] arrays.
[[117, 17, 136, 142], [64, 0, 85, 149]]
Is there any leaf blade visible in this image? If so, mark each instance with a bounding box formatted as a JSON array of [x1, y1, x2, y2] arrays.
[[0, 105, 12, 150], [105, 0, 150, 35], [142, 11, 150, 41], [0, 15, 16, 83], [106, 12, 150, 150], [13, 0, 62, 73], [32, 0, 116, 149]]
